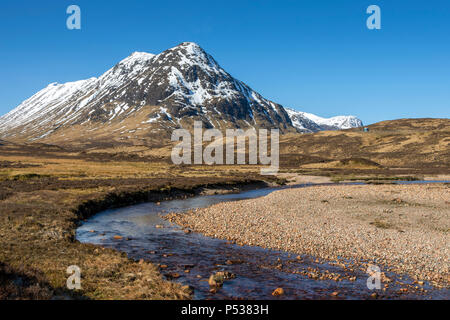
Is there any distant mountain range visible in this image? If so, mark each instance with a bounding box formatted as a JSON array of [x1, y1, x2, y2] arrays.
[[0, 42, 362, 144], [285, 108, 363, 133]]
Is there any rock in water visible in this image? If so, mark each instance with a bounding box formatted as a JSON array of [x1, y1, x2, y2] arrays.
[[272, 288, 284, 296]]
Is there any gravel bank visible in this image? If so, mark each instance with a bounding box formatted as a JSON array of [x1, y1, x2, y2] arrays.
[[166, 184, 449, 287]]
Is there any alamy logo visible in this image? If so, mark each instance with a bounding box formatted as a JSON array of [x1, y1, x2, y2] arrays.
[[366, 264, 381, 290], [366, 5, 381, 30], [66, 5, 81, 30], [171, 121, 279, 175], [66, 265, 81, 290]]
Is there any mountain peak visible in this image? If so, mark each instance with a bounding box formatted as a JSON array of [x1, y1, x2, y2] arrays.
[[164, 42, 219, 70], [1, 42, 366, 145]]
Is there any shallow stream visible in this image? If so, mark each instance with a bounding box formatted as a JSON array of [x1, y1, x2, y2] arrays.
[[76, 181, 449, 299]]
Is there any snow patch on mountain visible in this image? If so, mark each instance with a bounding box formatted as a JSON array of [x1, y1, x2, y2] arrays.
[[0, 51, 157, 134]]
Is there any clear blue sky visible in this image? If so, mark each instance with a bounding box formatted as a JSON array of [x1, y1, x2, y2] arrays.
[[1, 0, 449, 124]]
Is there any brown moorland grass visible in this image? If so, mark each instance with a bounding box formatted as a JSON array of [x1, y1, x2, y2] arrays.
[[278, 118, 449, 170], [0, 117, 448, 299], [0, 150, 273, 299]]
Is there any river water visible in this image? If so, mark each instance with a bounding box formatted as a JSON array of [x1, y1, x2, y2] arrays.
[[76, 182, 449, 300]]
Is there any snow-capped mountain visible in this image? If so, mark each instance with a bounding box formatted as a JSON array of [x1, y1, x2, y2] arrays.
[[0, 42, 362, 145], [0, 42, 294, 144], [285, 108, 363, 133]]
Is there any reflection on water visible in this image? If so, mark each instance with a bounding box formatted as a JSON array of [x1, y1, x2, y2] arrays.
[[77, 182, 449, 300]]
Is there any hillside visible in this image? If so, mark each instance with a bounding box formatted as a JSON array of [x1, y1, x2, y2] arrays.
[[0, 118, 447, 176], [279, 118, 450, 173]]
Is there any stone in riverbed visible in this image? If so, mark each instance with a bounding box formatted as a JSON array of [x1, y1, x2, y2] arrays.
[[182, 285, 194, 294], [208, 271, 235, 287], [272, 288, 284, 296], [166, 273, 180, 279]]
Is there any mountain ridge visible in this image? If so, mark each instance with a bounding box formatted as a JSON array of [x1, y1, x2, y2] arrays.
[[0, 42, 362, 145]]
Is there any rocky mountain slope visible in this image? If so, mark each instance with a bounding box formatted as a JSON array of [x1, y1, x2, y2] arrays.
[[0, 43, 295, 145], [0, 42, 362, 146]]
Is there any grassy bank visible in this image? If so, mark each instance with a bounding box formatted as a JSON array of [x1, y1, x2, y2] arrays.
[[0, 157, 270, 299]]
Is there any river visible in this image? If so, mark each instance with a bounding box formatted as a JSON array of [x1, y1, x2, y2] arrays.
[[76, 181, 449, 300]]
